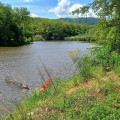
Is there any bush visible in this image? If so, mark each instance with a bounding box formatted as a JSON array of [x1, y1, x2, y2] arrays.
[[33, 35, 45, 41], [74, 46, 120, 80], [64, 34, 95, 41], [93, 46, 120, 71], [75, 54, 95, 80]]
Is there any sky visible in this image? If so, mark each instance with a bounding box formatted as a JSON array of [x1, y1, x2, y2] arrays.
[[0, 0, 95, 19]]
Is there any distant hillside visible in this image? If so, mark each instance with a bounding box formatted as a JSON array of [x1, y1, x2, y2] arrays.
[[59, 17, 98, 25]]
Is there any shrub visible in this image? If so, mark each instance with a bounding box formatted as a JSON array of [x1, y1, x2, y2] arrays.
[[64, 34, 95, 41], [93, 46, 120, 71], [33, 35, 45, 41], [75, 54, 95, 80]]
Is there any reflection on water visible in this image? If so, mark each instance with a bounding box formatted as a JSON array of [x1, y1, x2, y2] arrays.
[[0, 41, 95, 114]]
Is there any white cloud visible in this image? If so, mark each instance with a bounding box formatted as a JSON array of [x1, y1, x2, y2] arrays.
[[24, 0, 32, 2], [30, 13, 38, 17], [49, 0, 97, 18], [49, 0, 71, 18]]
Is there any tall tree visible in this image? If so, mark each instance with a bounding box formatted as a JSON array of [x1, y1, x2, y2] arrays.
[[73, 0, 120, 51], [13, 7, 31, 38], [0, 2, 32, 46]]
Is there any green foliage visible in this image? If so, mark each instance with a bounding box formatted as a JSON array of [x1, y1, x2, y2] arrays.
[[93, 46, 120, 71], [31, 18, 90, 40], [72, 0, 120, 20], [81, 103, 120, 120], [0, 2, 33, 46], [75, 55, 95, 80], [64, 34, 95, 41], [64, 25, 96, 41], [59, 17, 98, 25], [92, 24, 120, 51], [74, 46, 120, 81], [33, 35, 45, 41], [72, 0, 120, 51]]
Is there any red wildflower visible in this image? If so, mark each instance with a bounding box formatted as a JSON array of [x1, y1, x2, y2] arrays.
[[41, 90, 46, 93], [48, 79, 51, 82], [41, 85, 47, 89], [73, 71, 76, 74], [51, 78, 53, 80], [46, 83, 49, 86]]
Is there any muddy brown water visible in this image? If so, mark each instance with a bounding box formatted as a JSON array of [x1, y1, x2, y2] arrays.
[[0, 41, 95, 115]]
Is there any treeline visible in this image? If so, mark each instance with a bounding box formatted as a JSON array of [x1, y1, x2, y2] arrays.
[[67, 19, 120, 51], [31, 18, 92, 40], [59, 17, 98, 25]]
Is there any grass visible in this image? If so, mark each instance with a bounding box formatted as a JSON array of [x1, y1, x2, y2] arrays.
[[2, 68, 120, 120], [1, 47, 120, 120]]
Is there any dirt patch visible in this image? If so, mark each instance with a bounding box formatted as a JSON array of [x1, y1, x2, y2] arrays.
[[67, 85, 81, 94]]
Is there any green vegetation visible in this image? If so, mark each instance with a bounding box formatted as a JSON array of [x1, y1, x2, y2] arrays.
[[72, 0, 120, 51], [33, 35, 45, 41], [31, 18, 91, 40], [59, 17, 98, 25], [64, 26, 96, 41], [0, 2, 33, 46], [64, 32, 95, 42]]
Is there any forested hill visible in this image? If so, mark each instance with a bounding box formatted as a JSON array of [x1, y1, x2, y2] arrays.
[[59, 17, 98, 25]]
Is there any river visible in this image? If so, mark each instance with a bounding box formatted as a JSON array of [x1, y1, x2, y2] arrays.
[[0, 41, 95, 115]]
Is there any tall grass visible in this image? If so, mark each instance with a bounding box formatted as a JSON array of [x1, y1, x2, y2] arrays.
[[74, 46, 120, 80]]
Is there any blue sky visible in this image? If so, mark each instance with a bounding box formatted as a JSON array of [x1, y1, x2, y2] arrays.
[[0, 0, 95, 19]]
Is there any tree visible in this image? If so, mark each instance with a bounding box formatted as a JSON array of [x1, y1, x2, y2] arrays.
[[0, 2, 20, 46], [0, 2, 32, 46], [13, 7, 32, 39], [73, 0, 120, 51]]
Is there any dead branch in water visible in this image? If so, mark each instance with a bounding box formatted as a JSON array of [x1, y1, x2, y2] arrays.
[[5, 72, 30, 90]]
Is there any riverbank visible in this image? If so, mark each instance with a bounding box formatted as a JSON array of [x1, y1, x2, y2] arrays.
[[64, 34, 95, 42], [2, 70, 120, 119], [1, 46, 120, 120]]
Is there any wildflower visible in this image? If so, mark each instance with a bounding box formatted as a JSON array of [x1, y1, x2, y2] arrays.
[[51, 78, 53, 80], [41, 85, 47, 89], [46, 83, 49, 86], [41, 90, 46, 93], [73, 71, 76, 74], [48, 79, 51, 82], [84, 57, 87, 60]]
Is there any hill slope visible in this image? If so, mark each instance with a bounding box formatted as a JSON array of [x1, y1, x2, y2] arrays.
[[59, 17, 98, 25]]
